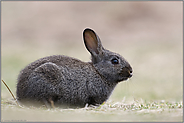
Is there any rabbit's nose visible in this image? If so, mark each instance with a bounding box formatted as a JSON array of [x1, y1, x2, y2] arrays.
[[129, 70, 133, 78]]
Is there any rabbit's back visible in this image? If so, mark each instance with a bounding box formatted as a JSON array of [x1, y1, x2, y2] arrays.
[[17, 55, 90, 83]]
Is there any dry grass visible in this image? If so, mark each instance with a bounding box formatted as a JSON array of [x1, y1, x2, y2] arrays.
[[1, 99, 183, 122]]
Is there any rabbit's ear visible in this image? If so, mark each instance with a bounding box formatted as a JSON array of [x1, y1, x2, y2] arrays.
[[83, 28, 103, 56]]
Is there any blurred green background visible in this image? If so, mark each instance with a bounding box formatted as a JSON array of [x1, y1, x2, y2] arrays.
[[1, 1, 183, 122]]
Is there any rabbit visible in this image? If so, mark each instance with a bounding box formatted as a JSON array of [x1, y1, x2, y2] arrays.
[[16, 28, 133, 108]]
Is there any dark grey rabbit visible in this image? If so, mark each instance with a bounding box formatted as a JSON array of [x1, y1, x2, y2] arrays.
[[16, 28, 133, 108]]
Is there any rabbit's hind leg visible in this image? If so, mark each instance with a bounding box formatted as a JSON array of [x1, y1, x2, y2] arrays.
[[32, 62, 63, 107], [34, 62, 62, 85], [49, 97, 55, 108], [43, 98, 52, 108], [42, 97, 55, 109]]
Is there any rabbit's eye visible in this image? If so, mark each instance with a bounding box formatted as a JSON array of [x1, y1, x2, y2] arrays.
[[111, 58, 119, 64]]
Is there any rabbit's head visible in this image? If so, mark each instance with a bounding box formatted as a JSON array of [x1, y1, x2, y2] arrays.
[[83, 28, 133, 83]]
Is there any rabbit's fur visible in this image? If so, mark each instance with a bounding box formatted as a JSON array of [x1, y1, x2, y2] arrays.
[[16, 28, 133, 108]]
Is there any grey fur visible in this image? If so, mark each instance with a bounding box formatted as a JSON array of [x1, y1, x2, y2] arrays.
[[16, 28, 133, 108]]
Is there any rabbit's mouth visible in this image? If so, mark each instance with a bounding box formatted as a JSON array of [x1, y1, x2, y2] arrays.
[[121, 76, 131, 81], [121, 75, 132, 81], [119, 68, 133, 81]]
